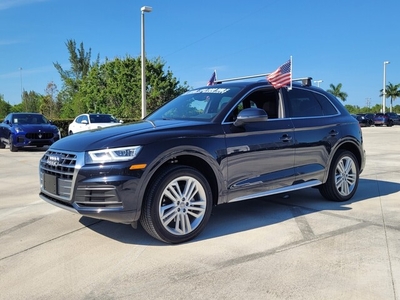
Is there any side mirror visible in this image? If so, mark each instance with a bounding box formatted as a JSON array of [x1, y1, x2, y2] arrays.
[[81, 120, 88, 125], [234, 108, 269, 127]]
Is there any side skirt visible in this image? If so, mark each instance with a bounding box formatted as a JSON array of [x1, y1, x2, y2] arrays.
[[229, 180, 322, 203]]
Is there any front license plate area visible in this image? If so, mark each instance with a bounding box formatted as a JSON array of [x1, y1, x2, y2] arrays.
[[44, 173, 58, 194]]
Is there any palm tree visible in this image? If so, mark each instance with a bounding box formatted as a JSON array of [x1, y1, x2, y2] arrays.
[[380, 82, 400, 112], [327, 83, 348, 102]]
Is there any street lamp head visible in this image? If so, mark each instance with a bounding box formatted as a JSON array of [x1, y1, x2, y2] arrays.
[[313, 80, 323, 87], [384, 61, 390, 65], [141, 6, 152, 13]]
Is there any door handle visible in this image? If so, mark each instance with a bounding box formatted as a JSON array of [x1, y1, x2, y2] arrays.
[[329, 130, 339, 136], [280, 134, 292, 142]]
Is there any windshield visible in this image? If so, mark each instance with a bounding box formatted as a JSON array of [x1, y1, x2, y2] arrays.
[[12, 114, 48, 124], [90, 114, 118, 123], [147, 87, 241, 121]]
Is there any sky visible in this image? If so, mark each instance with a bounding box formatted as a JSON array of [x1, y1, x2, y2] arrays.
[[1, 0, 399, 109]]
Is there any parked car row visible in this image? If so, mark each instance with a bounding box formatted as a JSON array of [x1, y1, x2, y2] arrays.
[[353, 112, 400, 127], [0, 113, 122, 151], [2, 109, 399, 152]]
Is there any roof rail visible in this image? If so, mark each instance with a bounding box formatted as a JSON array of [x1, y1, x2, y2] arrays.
[[215, 74, 313, 87], [215, 73, 271, 84]]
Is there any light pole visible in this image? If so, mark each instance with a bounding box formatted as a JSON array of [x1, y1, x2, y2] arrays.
[[141, 6, 152, 119], [382, 61, 390, 113], [314, 80, 323, 87], [366, 98, 371, 108]]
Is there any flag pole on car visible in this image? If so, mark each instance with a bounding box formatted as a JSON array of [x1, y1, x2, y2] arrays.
[[266, 56, 292, 90], [207, 70, 217, 86]]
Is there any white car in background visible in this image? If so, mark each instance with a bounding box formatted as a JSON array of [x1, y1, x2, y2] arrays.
[[68, 113, 123, 135]]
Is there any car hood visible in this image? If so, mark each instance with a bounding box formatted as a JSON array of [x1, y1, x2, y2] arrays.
[[51, 119, 214, 152], [15, 124, 58, 131], [81, 122, 122, 128], [92, 122, 122, 127]]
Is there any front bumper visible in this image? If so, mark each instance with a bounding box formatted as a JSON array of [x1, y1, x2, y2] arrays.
[[39, 192, 140, 224], [39, 149, 143, 224], [14, 132, 60, 147]]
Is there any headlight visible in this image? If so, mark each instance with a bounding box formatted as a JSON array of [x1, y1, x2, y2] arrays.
[[14, 126, 24, 133], [86, 146, 142, 164]]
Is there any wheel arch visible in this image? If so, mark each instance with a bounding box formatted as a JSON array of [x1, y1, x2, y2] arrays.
[[137, 147, 224, 214], [336, 141, 364, 172], [325, 139, 364, 182]]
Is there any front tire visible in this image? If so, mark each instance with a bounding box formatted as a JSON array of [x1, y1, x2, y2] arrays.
[[140, 165, 213, 244], [319, 150, 359, 202], [9, 135, 18, 152]]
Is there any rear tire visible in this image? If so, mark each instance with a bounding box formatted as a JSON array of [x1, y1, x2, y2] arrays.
[[319, 150, 359, 202], [140, 165, 213, 244]]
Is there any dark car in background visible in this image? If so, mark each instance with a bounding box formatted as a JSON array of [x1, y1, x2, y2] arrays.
[[356, 113, 374, 127], [39, 75, 366, 244], [373, 113, 388, 126], [0, 113, 60, 152], [353, 113, 374, 127], [374, 112, 400, 126], [385, 112, 400, 126]]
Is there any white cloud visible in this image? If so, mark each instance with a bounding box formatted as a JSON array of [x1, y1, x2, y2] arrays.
[[0, 0, 49, 10], [0, 39, 20, 46], [0, 65, 54, 79]]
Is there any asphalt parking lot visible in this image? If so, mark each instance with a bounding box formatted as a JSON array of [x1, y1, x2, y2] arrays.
[[0, 126, 399, 300]]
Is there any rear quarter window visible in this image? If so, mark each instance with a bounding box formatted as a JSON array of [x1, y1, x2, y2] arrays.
[[286, 88, 337, 117], [313, 93, 338, 115]]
